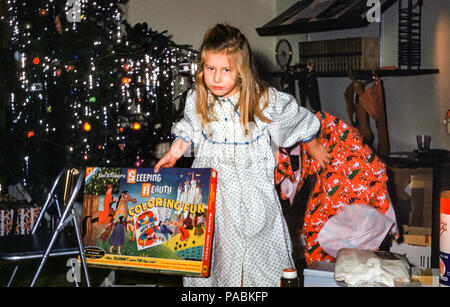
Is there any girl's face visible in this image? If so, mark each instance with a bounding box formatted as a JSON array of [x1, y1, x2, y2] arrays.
[[203, 50, 240, 98]]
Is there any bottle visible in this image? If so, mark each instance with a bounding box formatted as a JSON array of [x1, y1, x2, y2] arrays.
[[440, 190, 450, 287], [280, 268, 299, 287]]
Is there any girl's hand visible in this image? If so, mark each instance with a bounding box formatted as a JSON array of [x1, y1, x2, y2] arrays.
[[154, 138, 191, 172], [305, 138, 332, 169]]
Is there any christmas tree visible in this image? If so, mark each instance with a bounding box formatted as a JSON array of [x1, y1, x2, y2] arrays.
[[0, 0, 197, 200]]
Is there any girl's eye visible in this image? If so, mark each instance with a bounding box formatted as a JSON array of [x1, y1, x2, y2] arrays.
[[224, 68, 230, 72], [206, 66, 214, 71]]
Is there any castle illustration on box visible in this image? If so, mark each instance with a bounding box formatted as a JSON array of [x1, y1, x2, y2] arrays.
[[80, 167, 217, 277]]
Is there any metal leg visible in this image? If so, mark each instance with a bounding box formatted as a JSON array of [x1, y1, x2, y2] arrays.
[[7, 265, 19, 287], [71, 211, 91, 287], [30, 212, 74, 286], [32, 196, 54, 234], [29, 167, 85, 287], [30, 226, 64, 286], [55, 196, 62, 218], [31, 169, 67, 235]]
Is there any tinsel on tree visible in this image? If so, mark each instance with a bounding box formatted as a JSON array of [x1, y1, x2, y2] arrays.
[[0, 0, 197, 198]]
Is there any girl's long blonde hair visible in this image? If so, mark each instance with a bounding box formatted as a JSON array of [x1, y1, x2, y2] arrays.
[[195, 24, 271, 135]]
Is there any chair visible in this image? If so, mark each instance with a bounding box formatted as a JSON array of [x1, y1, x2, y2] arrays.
[[0, 167, 91, 287]]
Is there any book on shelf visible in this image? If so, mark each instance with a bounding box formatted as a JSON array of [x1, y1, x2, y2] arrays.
[[298, 37, 380, 73]]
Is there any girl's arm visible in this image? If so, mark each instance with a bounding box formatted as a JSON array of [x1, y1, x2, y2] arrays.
[[154, 138, 192, 172], [305, 138, 332, 169]]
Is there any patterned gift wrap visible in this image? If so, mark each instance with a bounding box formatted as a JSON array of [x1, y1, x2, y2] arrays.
[[0, 209, 14, 236], [14, 207, 41, 235]]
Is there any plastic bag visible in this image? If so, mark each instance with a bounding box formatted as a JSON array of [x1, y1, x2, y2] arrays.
[[276, 145, 302, 205], [318, 203, 397, 258], [334, 248, 410, 287]]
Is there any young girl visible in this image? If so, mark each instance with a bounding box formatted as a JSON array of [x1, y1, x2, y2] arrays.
[[155, 24, 331, 287], [109, 216, 125, 255]]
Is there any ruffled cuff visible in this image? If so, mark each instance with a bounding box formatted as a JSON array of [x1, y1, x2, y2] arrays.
[[172, 134, 194, 148], [300, 131, 319, 143]]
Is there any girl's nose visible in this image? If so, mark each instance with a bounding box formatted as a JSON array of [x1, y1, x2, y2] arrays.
[[213, 70, 221, 83]]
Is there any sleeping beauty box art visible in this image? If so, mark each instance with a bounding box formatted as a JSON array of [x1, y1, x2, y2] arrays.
[[80, 167, 217, 277]]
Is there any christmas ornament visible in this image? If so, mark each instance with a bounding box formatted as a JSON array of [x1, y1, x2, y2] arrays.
[[132, 122, 141, 130], [83, 122, 92, 132], [123, 63, 131, 71]]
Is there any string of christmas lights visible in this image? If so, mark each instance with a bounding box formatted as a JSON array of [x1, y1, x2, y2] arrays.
[[4, 0, 197, 171]]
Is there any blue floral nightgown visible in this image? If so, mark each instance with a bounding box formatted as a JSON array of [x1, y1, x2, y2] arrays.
[[172, 87, 320, 287]]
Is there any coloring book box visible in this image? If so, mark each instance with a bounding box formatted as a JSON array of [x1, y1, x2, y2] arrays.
[[80, 167, 217, 277]]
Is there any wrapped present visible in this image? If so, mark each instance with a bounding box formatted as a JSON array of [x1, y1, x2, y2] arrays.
[[0, 209, 14, 236], [80, 167, 217, 277], [14, 207, 41, 235]]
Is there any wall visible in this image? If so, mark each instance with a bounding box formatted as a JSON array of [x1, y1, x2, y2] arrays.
[[125, 0, 277, 71], [277, 0, 450, 152], [125, 0, 449, 152]]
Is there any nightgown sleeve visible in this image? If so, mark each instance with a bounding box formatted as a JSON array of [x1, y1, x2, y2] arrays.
[[171, 90, 203, 146], [266, 88, 320, 148]]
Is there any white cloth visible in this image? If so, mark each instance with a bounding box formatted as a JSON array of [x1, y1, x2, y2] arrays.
[[317, 203, 396, 258], [173, 88, 320, 287], [334, 248, 410, 287]]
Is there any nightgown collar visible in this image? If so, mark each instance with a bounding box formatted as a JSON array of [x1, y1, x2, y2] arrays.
[[218, 90, 240, 104]]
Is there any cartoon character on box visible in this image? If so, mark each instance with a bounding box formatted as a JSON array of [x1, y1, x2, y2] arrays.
[[134, 206, 170, 250], [100, 215, 115, 243], [179, 224, 190, 241], [113, 190, 137, 222], [99, 184, 117, 224], [135, 210, 157, 229], [137, 224, 160, 248], [126, 216, 136, 242], [159, 219, 173, 240], [109, 216, 127, 254]]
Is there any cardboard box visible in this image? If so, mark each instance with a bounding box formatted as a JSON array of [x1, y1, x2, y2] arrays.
[[390, 241, 431, 268], [303, 262, 342, 287], [410, 173, 433, 228], [411, 267, 440, 286], [80, 167, 217, 277], [387, 167, 432, 227], [402, 225, 431, 247]]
